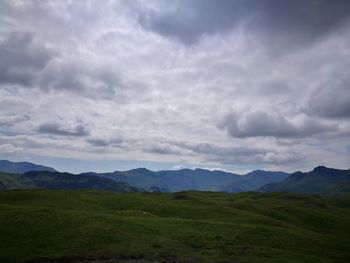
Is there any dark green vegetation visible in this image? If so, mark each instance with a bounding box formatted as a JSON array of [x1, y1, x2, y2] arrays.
[[260, 166, 350, 196], [0, 190, 349, 263], [0, 160, 55, 173], [89, 168, 289, 192], [0, 171, 138, 193]]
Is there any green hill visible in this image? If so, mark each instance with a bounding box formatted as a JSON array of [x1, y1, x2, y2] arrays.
[[0, 190, 349, 263]]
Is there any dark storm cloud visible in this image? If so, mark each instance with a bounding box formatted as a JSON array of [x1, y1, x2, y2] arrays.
[[138, 0, 250, 45], [38, 122, 90, 137], [220, 111, 336, 138], [139, 0, 350, 49], [0, 31, 56, 86]]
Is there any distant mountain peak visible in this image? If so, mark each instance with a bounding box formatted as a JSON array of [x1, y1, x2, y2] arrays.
[[128, 168, 154, 173], [313, 166, 329, 172], [0, 160, 56, 174]]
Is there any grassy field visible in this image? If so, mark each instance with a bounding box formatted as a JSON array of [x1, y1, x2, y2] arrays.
[[0, 190, 349, 263]]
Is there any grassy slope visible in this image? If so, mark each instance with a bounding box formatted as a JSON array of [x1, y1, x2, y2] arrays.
[[0, 190, 349, 263]]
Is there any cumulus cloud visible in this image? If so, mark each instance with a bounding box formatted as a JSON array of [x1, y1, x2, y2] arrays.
[[220, 110, 336, 138]]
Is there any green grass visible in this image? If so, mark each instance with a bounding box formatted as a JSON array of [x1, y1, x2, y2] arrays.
[[0, 190, 349, 263]]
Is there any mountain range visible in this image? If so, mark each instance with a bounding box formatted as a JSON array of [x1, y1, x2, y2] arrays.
[[85, 168, 289, 192], [259, 166, 350, 196], [0, 171, 138, 192], [0, 160, 349, 195]]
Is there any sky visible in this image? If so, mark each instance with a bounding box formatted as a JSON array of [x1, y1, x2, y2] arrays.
[[0, 0, 350, 174]]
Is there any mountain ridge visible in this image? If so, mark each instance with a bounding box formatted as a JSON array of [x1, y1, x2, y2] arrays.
[[259, 166, 350, 196], [0, 160, 56, 174], [0, 170, 139, 193], [1, 160, 349, 195]]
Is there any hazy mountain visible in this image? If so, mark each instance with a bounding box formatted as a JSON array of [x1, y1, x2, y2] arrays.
[[0, 160, 289, 193], [89, 168, 289, 192], [259, 166, 350, 196], [0, 171, 139, 193], [221, 170, 290, 192], [0, 160, 56, 174]]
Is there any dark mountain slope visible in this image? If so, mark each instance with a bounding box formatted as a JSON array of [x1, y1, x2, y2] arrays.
[[259, 166, 350, 196], [222, 170, 289, 192], [0, 171, 138, 193], [0, 160, 56, 173]]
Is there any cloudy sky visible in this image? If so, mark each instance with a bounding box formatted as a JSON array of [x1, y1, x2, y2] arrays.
[[0, 0, 350, 173]]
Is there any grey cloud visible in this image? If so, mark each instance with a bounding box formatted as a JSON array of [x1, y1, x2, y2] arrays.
[[0, 31, 56, 86], [87, 139, 110, 147], [39, 60, 143, 99], [209, 151, 306, 166], [146, 146, 183, 155], [144, 141, 190, 155], [0, 114, 30, 126], [38, 122, 89, 137], [138, 0, 251, 45], [168, 140, 304, 166], [87, 138, 124, 147], [308, 79, 350, 119], [188, 143, 265, 157], [220, 111, 336, 138], [138, 0, 350, 49], [153, 139, 266, 158]]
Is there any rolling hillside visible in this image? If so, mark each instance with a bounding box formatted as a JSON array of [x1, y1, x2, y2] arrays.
[[0, 190, 349, 263]]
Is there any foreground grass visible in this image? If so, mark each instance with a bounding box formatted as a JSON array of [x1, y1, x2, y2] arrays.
[[0, 190, 349, 263]]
